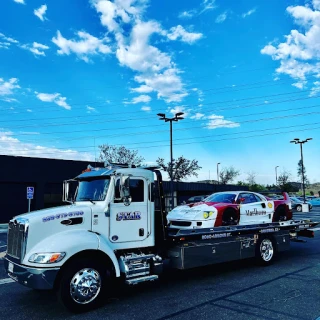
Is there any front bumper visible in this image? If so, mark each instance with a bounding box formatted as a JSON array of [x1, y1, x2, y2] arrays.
[[4, 255, 59, 290]]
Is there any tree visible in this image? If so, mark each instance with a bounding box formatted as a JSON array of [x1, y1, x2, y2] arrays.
[[246, 171, 256, 186], [277, 170, 298, 192], [98, 144, 145, 166], [297, 159, 309, 186], [156, 156, 202, 181], [219, 166, 240, 184]]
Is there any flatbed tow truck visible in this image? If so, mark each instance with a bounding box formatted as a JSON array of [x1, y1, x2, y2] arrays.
[[4, 164, 319, 312]]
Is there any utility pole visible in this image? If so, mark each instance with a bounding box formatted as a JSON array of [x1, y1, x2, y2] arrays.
[[290, 138, 312, 203], [157, 112, 184, 210]]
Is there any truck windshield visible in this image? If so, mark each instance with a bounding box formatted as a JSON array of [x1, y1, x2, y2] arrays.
[[76, 178, 110, 202]]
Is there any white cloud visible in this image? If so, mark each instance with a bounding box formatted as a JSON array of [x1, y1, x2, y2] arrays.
[[0, 78, 20, 96], [0, 33, 19, 49], [27, 109, 32, 113], [92, 0, 198, 103], [166, 25, 203, 44], [13, 0, 25, 4], [1, 97, 18, 103], [34, 4, 48, 21], [36, 92, 71, 110], [242, 8, 256, 18], [125, 94, 151, 104], [191, 112, 205, 120], [261, 2, 320, 94], [206, 114, 240, 129], [169, 106, 188, 117], [200, 0, 217, 15], [310, 81, 320, 96], [131, 85, 153, 93], [215, 12, 227, 23], [87, 106, 97, 113], [178, 10, 196, 19], [21, 42, 49, 56], [0, 131, 92, 160], [52, 30, 111, 62], [141, 106, 151, 112]]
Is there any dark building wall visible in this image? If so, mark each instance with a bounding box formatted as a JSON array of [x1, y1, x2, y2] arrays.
[[0, 155, 102, 223]]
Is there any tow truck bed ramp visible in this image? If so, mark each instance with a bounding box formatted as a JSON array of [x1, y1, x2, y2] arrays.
[[166, 220, 319, 270]]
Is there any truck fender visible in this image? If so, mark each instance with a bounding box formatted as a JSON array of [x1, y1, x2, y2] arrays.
[[97, 236, 121, 277], [23, 229, 100, 267]]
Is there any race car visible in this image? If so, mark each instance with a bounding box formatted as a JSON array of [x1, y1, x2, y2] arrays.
[[167, 191, 292, 229]]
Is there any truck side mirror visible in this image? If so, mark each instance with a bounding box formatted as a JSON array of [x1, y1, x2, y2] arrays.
[[63, 180, 78, 203], [120, 176, 131, 206]]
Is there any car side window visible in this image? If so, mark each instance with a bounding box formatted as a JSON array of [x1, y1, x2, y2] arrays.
[[239, 193, 258, 204]]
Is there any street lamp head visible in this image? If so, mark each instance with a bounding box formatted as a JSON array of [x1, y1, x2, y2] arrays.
[[217, 162, 220, 165], [175, 116, 184, 120], [306, 138, 313, 141], [294, 138, 299, 141], [175, 112, 184, 117], [157, 113, 165, 118], [275, 165, 279, 168], [290, 140, 297, 144]]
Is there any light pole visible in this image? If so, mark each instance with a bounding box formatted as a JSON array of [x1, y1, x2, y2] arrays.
[[157, 112, 184, 209], [290, 138, 312, 203], [217, 162, 220, 184], [275, 166, 279, 186]]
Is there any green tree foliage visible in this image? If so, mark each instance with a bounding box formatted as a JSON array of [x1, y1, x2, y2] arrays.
[[156, 156, 202, 181], [219, 166, 240, 184], [98, 144, 145, 166], [297, 159, 309, 186]]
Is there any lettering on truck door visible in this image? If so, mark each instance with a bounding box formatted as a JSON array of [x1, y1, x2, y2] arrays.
[[109, 177, 149, 243], [238, 193, 273, 225]]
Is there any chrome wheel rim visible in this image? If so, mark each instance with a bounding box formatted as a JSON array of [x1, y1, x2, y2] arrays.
[[260, 239, 274, 262], [297, 205, 302, 212], [70, 268, 101, 304]]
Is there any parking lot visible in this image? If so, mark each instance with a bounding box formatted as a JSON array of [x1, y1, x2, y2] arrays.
[[0, 208, 319, 320]]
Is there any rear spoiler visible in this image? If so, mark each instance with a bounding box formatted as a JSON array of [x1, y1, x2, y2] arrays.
[[283, 192, 290, 201]]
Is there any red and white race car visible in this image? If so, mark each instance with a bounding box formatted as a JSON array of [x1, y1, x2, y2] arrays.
[[167, 191, 292, 229]]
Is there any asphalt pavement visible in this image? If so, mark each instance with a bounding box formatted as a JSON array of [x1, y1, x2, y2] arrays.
[[0, 208, 319, 320]]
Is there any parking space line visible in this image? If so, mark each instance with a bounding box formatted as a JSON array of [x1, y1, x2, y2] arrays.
[[0, 278, 14, 285]]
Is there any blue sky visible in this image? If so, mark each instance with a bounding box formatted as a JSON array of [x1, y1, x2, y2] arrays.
[[0, 0, 320, 185]]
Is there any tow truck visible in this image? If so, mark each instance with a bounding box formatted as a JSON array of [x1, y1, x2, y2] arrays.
[[4, 163, 319, 312]]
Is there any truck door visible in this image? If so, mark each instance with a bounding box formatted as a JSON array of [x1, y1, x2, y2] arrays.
[[109, 177, 149, 243], [238, 192, 273, 225]]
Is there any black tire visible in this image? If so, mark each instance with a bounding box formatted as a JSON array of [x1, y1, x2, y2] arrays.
[[296, 204, 302, 212], [57, 258, 111, 313], [222, 209, 238, 226], [273, 206, 286, 222], [255, 236, 275, 266]]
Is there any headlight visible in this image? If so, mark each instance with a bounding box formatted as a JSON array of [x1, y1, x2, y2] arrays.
[[28, 252, 66, 264], [203, 211, 214, 219]]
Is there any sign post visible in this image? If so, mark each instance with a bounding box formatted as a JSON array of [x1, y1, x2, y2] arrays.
[[27, 187, 34, 213]]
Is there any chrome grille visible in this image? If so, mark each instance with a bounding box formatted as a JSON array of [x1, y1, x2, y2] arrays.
[[7, 218, 29, 261]]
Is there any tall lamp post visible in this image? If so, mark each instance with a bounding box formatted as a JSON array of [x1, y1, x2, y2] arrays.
[[217, 162, 220, 184], [275, 166, 279, 186], [157, 112, 184, 209], [290, 138, 312, 203]]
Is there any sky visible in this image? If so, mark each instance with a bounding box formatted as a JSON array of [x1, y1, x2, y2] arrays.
[[0, 0, 320, 185]]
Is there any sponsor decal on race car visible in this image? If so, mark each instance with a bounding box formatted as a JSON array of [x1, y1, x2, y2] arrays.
[[267, 202, 273, 208], [245, 208, 267, 216]]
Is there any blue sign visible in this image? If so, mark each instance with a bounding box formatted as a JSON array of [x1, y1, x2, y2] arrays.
[[27, 187, 34, 200]]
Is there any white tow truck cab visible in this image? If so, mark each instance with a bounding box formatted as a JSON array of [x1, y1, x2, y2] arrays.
[[4, 163, 319, 312]]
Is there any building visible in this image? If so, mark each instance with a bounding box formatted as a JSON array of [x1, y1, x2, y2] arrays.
[[0, 155, 248, 223]]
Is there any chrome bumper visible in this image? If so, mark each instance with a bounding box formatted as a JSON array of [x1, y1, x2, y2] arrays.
[[4, 255, 59, 290]]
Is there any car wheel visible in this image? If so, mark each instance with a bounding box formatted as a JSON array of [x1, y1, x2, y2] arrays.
[[255, 237, 275, 266], [222, 209, 238, 226], [296, 205, 302, 212], [57, 258, 112, 313]]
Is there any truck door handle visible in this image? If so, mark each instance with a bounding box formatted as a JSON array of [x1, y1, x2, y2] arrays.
[[139, 228, 144, 236]]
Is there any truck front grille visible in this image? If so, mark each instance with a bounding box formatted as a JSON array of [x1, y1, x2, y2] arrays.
[[7, 218, 29, 261]]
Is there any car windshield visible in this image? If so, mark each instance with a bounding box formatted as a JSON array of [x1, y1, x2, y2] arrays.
[[290, 197, 301, 202], [76, 178, 110, 202], [205, 193, 236, 203]]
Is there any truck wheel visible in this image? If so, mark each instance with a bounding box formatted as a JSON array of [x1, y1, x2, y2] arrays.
[[255, 237, 275, 266], [57, 258, 111, 312], [296, 205, 302, 212]]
